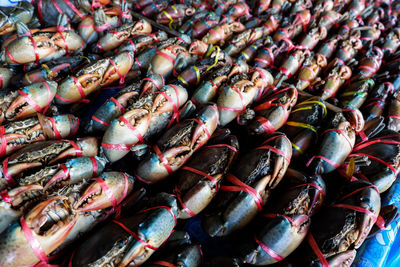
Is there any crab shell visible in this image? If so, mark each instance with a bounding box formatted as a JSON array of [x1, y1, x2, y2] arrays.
[[135, 105, 219, 183], [282, 97, 327, 157], [85, 84, 140, 134], [202, 22, 245, 46], [74, 171, 134, 212]]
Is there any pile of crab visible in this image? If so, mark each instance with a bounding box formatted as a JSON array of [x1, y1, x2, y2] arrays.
[[0, 0, 399, 266]]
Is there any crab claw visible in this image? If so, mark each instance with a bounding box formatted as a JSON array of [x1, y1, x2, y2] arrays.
[[189, 40, 209, 57], [5, 81, 57, 122], [6, 184, 43, 207], [0, 196, 77, 266], [101, 52, 134, 86], [141, 73, 165, 96], [102, 108, 151, 163], [49, 137, 99, 164], [3, 34, 56, 64], [74, 172, 134, 212], [342, 106, 365, 133], [228, 61, 249, 78], [191, 105, 219, 150], [135, 105, 218, 183], [52, 31, 85, 53], [44, 156, 107, 191], [38, 114, 79, 139], [152, 84, 188, 115], [217, 80, 258, 126]]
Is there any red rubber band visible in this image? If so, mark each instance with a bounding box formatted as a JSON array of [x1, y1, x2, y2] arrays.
[[254, 234, 284, 261], [20, 216, 49, 263], [256, 145, 290, 163], [307, 233, 329, 267], [220, 174, 263, 212], [118, 116, 145, 143], [0, 189, 12, 205], [90, 157, 98, 177], [153, 145, 173, 174], [67, 140, 82, 157], [47, 117, 62, 139], [112, 220, 159, 250], [2, 158, 14, 186], [306, 155, 341, 169], [64, 0, 86, 19]]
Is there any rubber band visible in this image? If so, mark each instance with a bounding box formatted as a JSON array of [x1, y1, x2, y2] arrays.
[[285, 121, 317, 133], [306, 155, 341, 169], [2, 158, 14, 186], [92, 115, 110, 126], [206, 46, 220, 72], [64, 0, 86, 19], [118, 116, 145, 143], [66, 140, 82, 157], [143, 77, 162, 90], [174, 187, 197, 217], [151, 261, 176, 267], [307, 234, 329, 267], [101, 142, 131, 151], [50, 0, 66, 19], [38, 0, 44, 26], [181, 166, 217, 185], [256, 144, 291, 163], [353, 139, 400, 151], [204, 143, 238, 153], [0, 126, 7, 157], [254, 234, 284, 261], [139, 205, 177, 227], [20, 216, 49, 263], [162, 10, 175, 29], [291, 142, 304, 154], [329, 203, 378, 222], [112, 220, 159, 250], [94, 22, 111, 33], [109, 55, 129, 85], [90, 157, 98, 177], [217, 85, 245, 114], [156, 85, 180, 129], [134, 172, 154, 184], [186, 118, 211, 139], [220, 174, 263, 211], [0, 189, 12, 205], [154, 145, 173, 174], [47, 117, 62, 139]]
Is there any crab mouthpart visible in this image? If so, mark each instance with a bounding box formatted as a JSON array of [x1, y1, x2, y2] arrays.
[[25, 196, 75, 236]]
